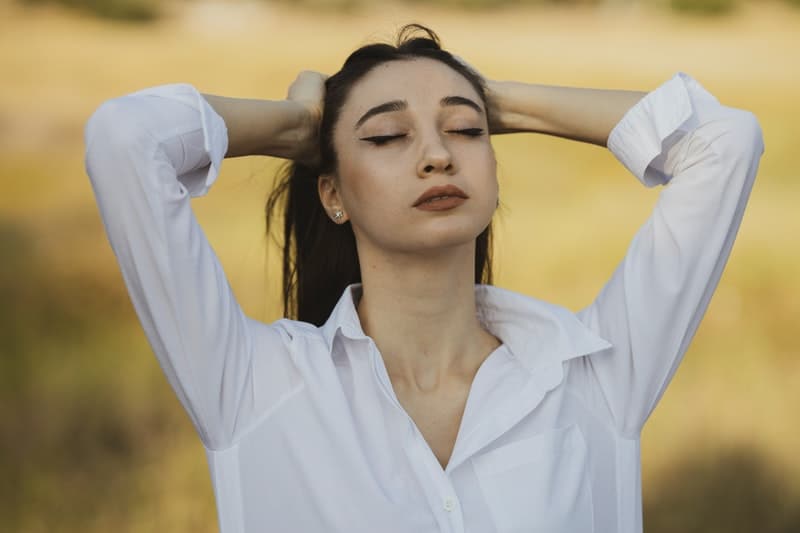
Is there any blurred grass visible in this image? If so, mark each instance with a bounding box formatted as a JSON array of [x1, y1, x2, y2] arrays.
[[668, 0, 739, 15], [19, 0, 160, 21], [1, 0, 799, 531], [17, 0, 800, 22]]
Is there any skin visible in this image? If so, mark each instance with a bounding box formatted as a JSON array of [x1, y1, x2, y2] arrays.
[[202, 59, 646, 467], [317, 58, 503, 396]]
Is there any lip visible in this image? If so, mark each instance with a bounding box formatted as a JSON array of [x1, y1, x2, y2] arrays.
[[413, 184, 469, 207]]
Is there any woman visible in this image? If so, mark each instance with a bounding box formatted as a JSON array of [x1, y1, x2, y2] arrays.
[[84, 24, 763, 533]]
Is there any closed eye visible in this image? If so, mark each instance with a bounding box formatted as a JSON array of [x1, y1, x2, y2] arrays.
[[448, 128, 485, 137], [360, 128, 485, 146], [360, 134, 407, 146]]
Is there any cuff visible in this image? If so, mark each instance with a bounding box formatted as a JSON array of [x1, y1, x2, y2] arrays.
[[607, 71, 718, 187], [130, 83, 229, 197]]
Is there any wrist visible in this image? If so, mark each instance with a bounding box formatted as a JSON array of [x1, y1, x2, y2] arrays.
[[485, 79, 508, 133], [293, 100, 322, 163], [246, 99, 315, 161], [487, 80, 550, 135]]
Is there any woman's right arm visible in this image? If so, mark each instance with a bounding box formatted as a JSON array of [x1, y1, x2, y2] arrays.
[[83, 79, 318, 450], [202, 70, 325, 159]]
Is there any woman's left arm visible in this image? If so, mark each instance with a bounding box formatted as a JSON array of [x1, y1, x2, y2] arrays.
[[491, 72, 765, 437], [487, 78, 646, 145]]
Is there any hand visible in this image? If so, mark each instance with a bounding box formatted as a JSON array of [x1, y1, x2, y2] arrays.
[[484, 79, 508, 134], [451, 55, 504, 134], [286, 70, 327, 164]]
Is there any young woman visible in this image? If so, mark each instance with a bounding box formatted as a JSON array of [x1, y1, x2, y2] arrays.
[[84, 24, 763, 533]]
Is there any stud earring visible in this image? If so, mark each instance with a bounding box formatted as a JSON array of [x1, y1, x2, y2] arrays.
[[333, 210, 344, 222]]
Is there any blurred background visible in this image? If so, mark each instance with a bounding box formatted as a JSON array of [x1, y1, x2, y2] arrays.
[[1, 0, 798, 531]]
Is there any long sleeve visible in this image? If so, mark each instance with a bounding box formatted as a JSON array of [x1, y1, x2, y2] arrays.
[[572, 72, 765, 438], [84, 84, 299, 450]]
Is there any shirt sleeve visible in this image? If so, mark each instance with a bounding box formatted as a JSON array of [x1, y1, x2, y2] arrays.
[[84, 84, 300, 450], [571, 72, 765, 438]]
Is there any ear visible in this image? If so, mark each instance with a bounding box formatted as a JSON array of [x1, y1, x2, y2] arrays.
[[318, 173, 348, 223]]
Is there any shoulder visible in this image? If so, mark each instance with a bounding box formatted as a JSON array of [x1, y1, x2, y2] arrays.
[[246, 316, 324, 343], [244, 317, 334, 362]]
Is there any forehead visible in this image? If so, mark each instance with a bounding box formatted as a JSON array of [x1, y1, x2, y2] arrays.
[[342, 58, 481, 119]]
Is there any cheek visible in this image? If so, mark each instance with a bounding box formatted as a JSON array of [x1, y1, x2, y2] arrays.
[[461, 143, 498, 186], [475, 149, 500, 214], [337, 155, 406, 216], [330, 138, 375, 205]]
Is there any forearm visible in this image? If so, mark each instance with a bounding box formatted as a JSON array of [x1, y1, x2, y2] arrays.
[[201, 94, 312, 159], [488, 81, 647, 147]]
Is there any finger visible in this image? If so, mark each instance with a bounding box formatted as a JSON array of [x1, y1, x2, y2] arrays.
[[287, 70, 327, 101]]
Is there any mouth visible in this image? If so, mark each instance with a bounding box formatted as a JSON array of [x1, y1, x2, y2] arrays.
[[414, 196, 468, 211], [413, 184, 469, 207]]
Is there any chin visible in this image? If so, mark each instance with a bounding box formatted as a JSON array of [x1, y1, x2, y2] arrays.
[[406, 215, 490, 251]]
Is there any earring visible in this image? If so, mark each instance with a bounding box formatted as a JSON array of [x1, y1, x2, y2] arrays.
[[333, 210, 344, 222]]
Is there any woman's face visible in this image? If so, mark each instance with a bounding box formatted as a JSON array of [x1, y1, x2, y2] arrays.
[[321, 57, 498, 255]]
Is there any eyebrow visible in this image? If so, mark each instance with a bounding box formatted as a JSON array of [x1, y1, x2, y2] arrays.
[[354, 96, 484, 130]]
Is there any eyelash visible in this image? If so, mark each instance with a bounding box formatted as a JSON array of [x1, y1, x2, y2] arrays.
[[361, 128, 485, 146]]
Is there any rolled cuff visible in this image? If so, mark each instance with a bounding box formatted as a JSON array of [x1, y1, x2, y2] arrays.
[[607, 71, 720, 187], [129, 83, 229, 197]]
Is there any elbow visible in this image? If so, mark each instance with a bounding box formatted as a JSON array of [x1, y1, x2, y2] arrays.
[[84, 97, 154, 163], [732, 109, 765, 157], [84, 96, 158, 187], [712, 109, 765, 168]]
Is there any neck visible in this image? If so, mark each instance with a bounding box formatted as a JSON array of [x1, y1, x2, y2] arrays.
[[355, 240, 501, 393]]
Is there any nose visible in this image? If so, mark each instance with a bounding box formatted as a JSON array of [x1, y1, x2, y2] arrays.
[[416, 132, 455, 177]]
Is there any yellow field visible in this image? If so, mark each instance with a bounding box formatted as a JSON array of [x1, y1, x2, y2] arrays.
[[2, 0, 799, 531]]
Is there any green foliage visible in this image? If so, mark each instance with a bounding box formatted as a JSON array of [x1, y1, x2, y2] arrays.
[[264, 0, 773, 16], [20, 0, 160, 22], [666, 0, 739, 15], [26, 0, 793, 21], [0, 216, 189, 531], [645, 447, 800, 532]]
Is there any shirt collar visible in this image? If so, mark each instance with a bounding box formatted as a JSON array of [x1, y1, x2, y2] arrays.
[[320, 283, 612, 372]]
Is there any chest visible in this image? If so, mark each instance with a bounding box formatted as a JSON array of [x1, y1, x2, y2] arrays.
[[232, 369, 612, 533], [393, 385, 471, 470]]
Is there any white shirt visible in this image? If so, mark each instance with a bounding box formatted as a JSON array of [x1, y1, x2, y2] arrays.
[[84, 71, 764, 533]]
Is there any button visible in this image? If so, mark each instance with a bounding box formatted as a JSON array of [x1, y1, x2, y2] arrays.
[[443, 497, 455, 512]]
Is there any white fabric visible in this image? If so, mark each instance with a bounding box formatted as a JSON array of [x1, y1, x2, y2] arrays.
[[84, 72, 764, 533]]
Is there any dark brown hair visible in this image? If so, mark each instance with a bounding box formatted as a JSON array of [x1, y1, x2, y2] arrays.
[[265, 24, 495, 326]]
